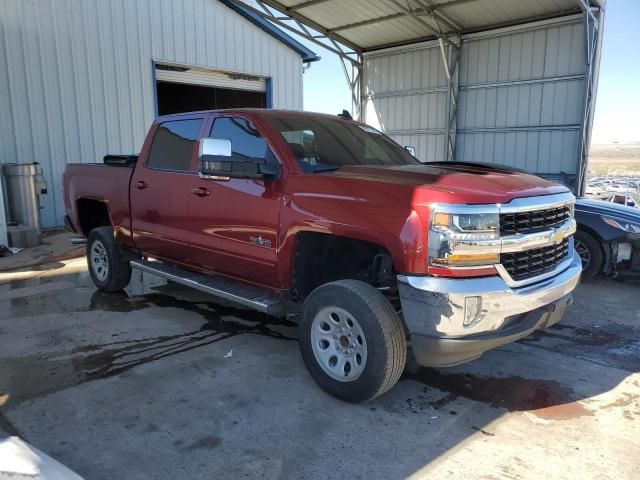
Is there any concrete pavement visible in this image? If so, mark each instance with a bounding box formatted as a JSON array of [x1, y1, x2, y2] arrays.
[[0, 260, 638, 479]]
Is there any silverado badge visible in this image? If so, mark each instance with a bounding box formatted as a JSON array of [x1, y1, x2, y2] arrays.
[[249, 235, 273, 248]]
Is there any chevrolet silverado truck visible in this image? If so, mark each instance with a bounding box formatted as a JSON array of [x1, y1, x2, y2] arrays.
[[63, 109, 582, 402]]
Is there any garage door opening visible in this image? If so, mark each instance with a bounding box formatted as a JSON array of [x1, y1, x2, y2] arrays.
[[154, 63, 269, 115], [156, 82, 266, 115]]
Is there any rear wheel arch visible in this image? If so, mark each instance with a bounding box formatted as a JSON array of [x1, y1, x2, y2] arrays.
[[76, 198, 112, 237]]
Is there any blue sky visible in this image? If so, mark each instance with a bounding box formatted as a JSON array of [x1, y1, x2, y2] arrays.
[[297, 0, 638, 144], [589, 0, 640, 143]]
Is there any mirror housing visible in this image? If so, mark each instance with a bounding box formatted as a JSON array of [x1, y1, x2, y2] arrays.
[[404, 145, 416, 156], [198, 137, 277, 179]]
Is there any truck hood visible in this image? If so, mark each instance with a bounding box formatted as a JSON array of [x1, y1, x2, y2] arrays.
[[329, 163, 569, 204]]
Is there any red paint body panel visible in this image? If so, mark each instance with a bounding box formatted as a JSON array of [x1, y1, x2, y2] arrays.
[[63, 109, 571, 291], [62, 164, 135, 248]]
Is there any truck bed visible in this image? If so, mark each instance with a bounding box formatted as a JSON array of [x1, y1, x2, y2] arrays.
[[62, 163, 134, 241]]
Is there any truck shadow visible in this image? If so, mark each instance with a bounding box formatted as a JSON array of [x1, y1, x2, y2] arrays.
[[2, 271, 638, 478]]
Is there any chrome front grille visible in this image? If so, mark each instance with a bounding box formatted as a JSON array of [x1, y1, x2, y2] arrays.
[[500, 239, 570, 282], [500, 205, 571, 236]]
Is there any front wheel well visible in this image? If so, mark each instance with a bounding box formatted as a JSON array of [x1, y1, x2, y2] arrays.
[[575, 225, 609, 260], [290, 231, 395, 301], [76, 199, 111, 237]]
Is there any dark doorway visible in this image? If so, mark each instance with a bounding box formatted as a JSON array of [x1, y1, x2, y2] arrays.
[[156, 81, 266, 115]]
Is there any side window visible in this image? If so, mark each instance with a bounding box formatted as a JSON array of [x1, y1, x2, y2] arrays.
[[148, 119, 202, 171], [211, 117, 271, 162]]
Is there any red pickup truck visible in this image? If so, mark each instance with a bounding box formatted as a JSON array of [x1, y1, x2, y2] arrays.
[[63, 109, 582, 402]]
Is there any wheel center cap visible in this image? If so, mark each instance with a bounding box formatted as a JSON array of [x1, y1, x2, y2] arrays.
[[339, 336, 349, 348]]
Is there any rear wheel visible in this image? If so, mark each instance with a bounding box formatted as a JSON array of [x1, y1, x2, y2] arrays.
[[574, 230, 604, 281], [86, 226, 132, 292], [299, 280, 407, 402]]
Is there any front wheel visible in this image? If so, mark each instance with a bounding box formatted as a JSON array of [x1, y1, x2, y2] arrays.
[[86, 226, 132, 292], [299, 280, 407, 402]]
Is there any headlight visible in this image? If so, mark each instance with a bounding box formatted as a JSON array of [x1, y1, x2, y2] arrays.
[[431, 212, 499, 239], [429, 210, 500, 267], [603, 217, 640, 234]]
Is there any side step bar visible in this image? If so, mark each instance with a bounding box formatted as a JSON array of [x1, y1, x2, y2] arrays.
[[130, 259, 283, 316]]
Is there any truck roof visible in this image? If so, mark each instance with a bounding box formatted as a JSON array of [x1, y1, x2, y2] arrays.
[[156, 109, 353, 123]]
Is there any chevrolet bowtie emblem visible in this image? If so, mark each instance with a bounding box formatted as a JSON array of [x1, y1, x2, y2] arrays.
[[551, 229, 565, 244]]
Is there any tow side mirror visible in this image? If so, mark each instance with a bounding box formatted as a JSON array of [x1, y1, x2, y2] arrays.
[[198, 137, 276, 179]]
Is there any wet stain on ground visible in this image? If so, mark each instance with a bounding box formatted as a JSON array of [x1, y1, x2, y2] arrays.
[[182, 436, 223, 451], [0, 283, 297, 406], [525, 323, 629, 348], [519, 323, 640, 373], [404, 368, 593, 420]]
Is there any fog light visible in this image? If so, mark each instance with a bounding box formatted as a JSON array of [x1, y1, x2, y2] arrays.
[[464, 296, 485, 327]]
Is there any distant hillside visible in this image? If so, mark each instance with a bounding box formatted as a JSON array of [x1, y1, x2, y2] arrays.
[[589, 142, 640, 174]]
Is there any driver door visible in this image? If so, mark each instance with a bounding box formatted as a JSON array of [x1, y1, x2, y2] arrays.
[[187, 115, 283, 288]]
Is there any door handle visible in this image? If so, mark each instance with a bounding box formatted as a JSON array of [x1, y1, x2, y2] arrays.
[[135, 181, 148, 190], [191, 187, 211, 197]]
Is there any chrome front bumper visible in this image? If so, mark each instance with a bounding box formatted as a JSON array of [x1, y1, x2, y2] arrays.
[[398, 249, 582, 367]]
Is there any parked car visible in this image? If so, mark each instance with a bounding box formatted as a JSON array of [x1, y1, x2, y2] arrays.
[[602, 193, 638, 208], [575, 198, 640, 279], [62, 109, 581, 402]]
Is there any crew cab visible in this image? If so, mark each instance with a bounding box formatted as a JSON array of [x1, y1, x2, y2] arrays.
[[63, 109, 582, 402]]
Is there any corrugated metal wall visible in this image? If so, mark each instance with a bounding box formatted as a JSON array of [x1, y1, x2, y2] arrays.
[[363, 16, 586, 181], [456, 18, 585, 176], [0, 0, 304, 228], [363, 44, 448, 162]]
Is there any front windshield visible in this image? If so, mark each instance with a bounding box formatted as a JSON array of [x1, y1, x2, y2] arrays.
[[266, 115, 420, 172]]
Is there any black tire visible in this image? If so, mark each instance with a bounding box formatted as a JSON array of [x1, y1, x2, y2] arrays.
[[86, 226, 132, 292], [299, 279, 407, 402], [574, 230, 604, 281]]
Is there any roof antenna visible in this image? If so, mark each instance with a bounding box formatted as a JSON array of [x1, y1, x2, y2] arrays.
[[337, 110, 352, 120]]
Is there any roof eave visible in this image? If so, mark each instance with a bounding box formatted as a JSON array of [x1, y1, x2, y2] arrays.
[[219, 0, 321, 63]]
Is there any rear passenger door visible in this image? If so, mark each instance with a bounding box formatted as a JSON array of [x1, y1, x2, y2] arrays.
[[131, 116, 205, 263]]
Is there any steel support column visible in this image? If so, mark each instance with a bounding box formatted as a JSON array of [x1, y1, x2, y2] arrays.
[[439, 35, 461, 162], [337, 55, 363, 120], [576, 1, 603, 195]]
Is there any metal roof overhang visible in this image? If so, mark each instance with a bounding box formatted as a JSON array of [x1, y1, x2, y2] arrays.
[[232, 0, 604, 54], [230, 0, 605, 195]]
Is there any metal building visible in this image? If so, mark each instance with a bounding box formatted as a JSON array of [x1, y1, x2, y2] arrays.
[[0, 0, 318, 231], [234, 0, 604, 193]]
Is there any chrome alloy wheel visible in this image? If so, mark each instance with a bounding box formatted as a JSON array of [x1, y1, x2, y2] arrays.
[[310, 306, 368, 382], [90, 240, 109, 282], [574, 238, 591, 271]]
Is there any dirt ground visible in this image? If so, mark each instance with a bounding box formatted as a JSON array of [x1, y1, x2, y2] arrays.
[[589, 142, 640, 174], [0, 259, 639, 479]]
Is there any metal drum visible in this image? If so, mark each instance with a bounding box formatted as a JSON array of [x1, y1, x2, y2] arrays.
[[2, 162, 45, 232]]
